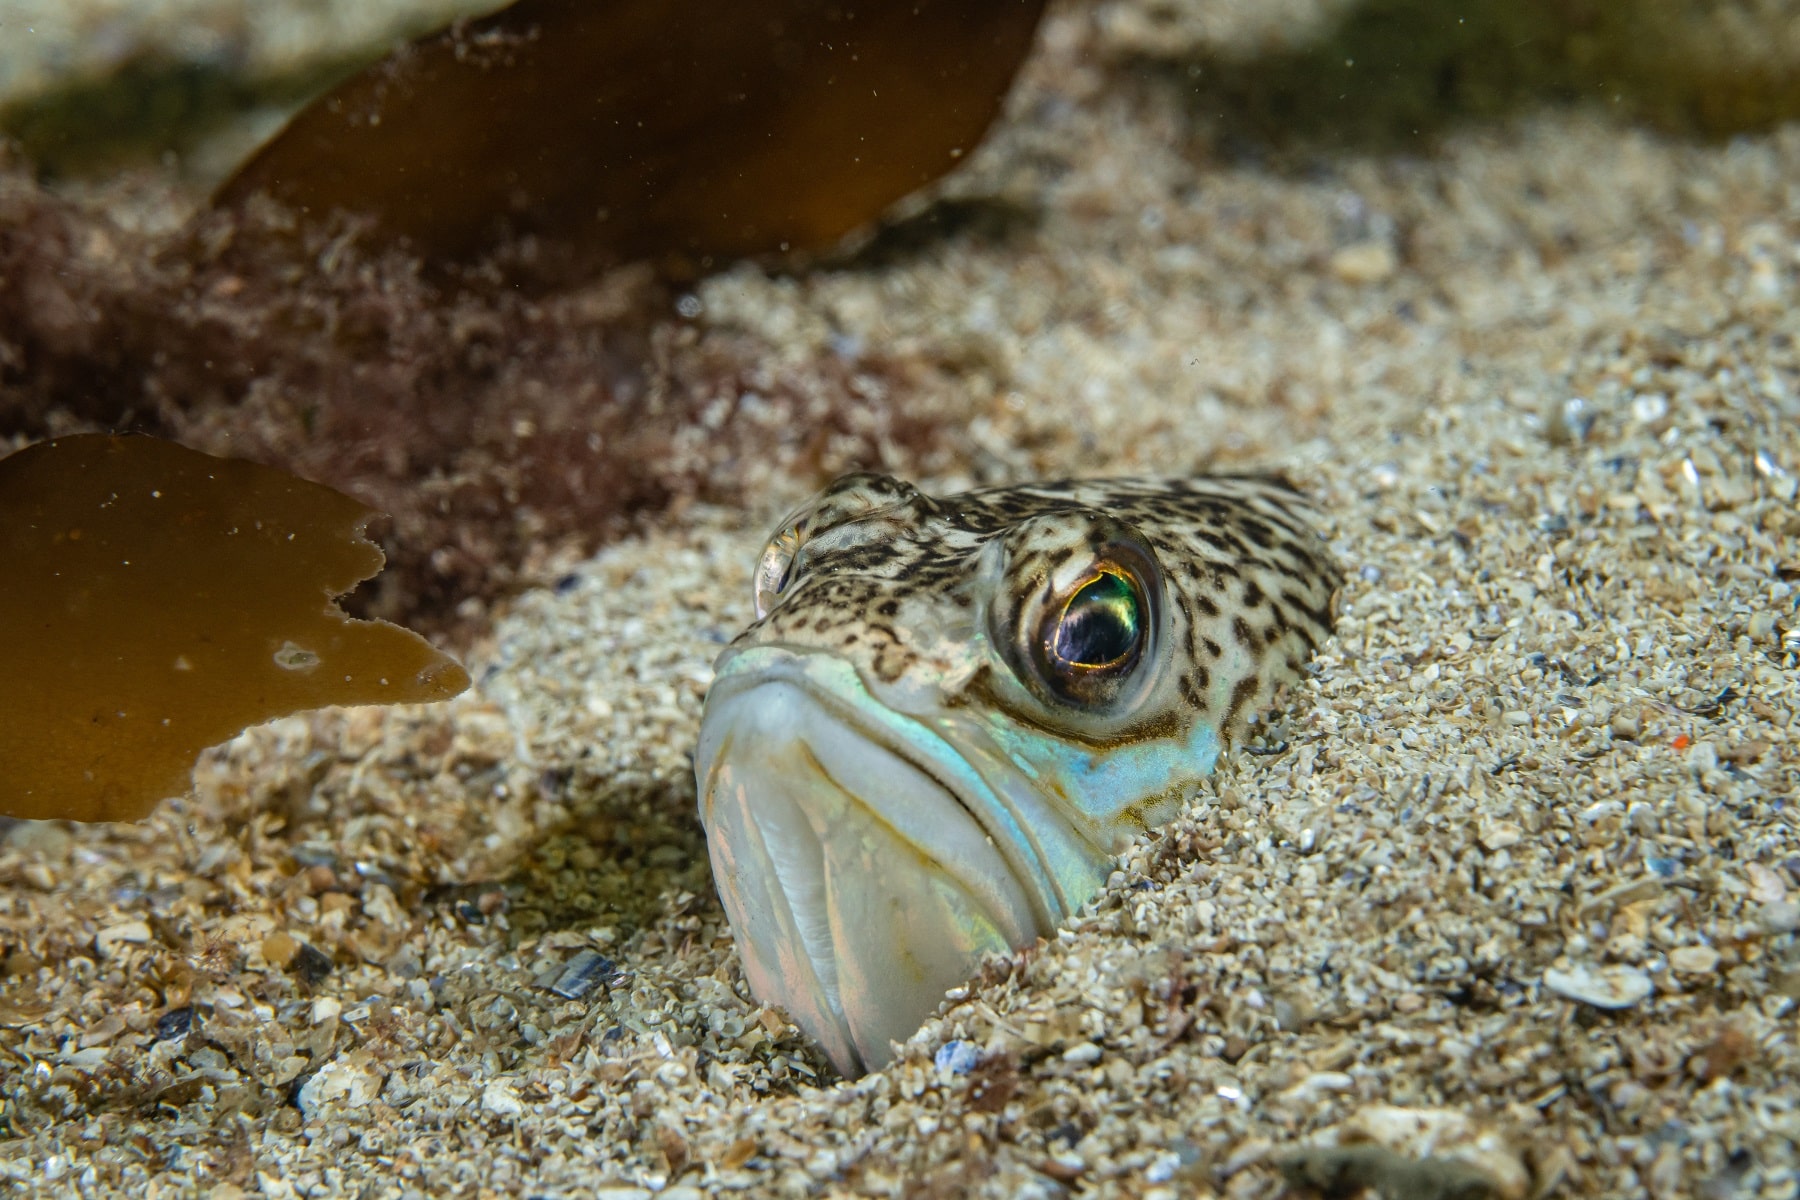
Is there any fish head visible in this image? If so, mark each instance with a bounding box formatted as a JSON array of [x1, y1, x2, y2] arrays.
[[695, 472, 1338, 1074]]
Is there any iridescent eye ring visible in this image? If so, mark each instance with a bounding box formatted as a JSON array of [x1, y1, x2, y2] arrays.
[[1029, 557, 1155, 708]]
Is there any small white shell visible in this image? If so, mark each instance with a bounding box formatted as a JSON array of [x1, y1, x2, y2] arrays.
[[1542, 964, 1653, 1009]]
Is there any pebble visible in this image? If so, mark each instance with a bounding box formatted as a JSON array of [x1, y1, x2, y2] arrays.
[[1062, 1041, 1103, 1065], [1339, 1105, 1530, 1200], [545, 949, 616, 1000], [154, 1008, 193, 1041], [1278, 1071, 1355, 1104], [93, 920, 151, 958], [291, 941, 335, 985], [1478, 820, 1523, 851], [481, 1080, 524, 1117], [1760, 900, 1800, 935], [933, 1040, 981, 1075], [1543, 964, 1654, 1009], [1330, 240, 1398, 284], [296, 1059, 380, 1116], [1746, 863, 1789, 905], [1669, 945, 1721, 975], [1144, 1152, 1181, 1184], [262, 931, 300, 968]]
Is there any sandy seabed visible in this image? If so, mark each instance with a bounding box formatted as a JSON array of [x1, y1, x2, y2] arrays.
[[2, 2, 1799, 1197]]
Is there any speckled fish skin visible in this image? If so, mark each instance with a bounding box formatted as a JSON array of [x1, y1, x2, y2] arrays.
[[695, 472, 1341, 1075]]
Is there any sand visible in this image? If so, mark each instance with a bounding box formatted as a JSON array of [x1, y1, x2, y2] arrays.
[[1, 1, 1798, 1197]]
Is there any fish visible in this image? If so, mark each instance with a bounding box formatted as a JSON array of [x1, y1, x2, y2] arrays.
[[694, 472, 1341, 1075]]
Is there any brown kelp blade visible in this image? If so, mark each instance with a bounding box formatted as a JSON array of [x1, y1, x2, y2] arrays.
[[214, 0, 1048, 272], [0, 434, 470, 823]]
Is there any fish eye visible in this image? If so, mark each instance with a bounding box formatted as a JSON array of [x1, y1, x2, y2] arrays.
[[988, 514, 1165, 717], [1032, 561, 1152, 707], [754, 524, 804, 620], [1046, 570, 1142, 672]]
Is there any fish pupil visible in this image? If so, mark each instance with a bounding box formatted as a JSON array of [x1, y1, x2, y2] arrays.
[[1050, 571, 1141, 669]]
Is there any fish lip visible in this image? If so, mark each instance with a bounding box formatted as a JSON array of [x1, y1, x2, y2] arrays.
[[704, 644, 1080, 927], [697, 644, 1057, 1073], [697, 721, 863, 1072]]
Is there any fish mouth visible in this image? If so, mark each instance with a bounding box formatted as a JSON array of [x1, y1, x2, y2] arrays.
[[696, 646, 1063, 1076]]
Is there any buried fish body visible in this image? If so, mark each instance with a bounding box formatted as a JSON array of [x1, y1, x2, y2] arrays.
[[695, 473, 1341, 1075]]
